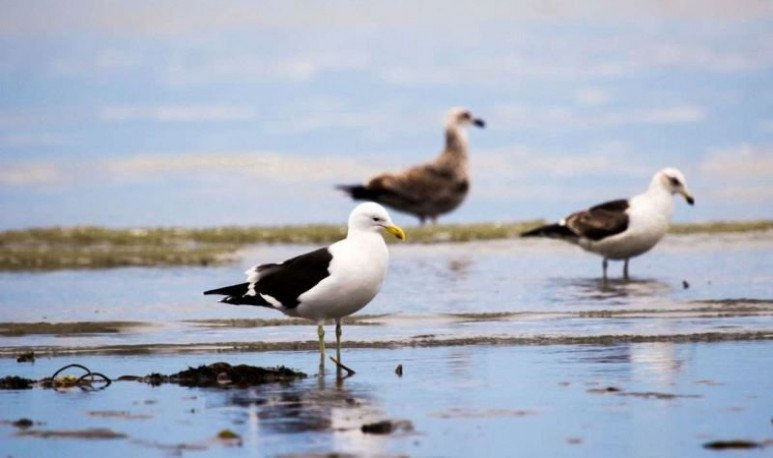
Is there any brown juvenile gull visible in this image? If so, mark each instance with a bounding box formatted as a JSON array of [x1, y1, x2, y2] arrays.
[[337, 107, 485, 224], [204, 202, 405, 373], [521, 168, 695, 280]]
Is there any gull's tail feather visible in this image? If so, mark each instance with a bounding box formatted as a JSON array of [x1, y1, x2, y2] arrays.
[[203, 282, 271, 307], [336, 184, 381, 201], [203, 282, 250, 296], [521, 223, 576, 239]]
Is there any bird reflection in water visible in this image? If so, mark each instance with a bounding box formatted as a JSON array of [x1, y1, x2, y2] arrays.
[[221, 374, 392, 454], [567, 342, 687, 389], [555, 277, 674, 304]]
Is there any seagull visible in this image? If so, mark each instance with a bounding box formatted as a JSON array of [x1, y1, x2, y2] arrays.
[[203, 202, 405, 374], [521, 168, 694, 280], [337, 107, 485, 225]]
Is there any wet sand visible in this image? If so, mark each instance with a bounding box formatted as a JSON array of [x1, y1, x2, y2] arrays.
[[0, 233, 771, 456], [1, 342, 771, 457]]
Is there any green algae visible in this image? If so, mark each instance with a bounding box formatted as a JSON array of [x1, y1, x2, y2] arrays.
[[0, 219, 769, 271], [0, 321, 146, 337]]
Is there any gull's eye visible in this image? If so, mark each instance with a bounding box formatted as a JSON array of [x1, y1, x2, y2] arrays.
[[372, 217, 380, 222], [669, 176, 681, 186]]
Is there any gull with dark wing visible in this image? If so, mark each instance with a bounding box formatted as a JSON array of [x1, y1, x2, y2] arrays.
[[521, 168, 695, 280], [337, 107, 485, 224], [204, 202, 405, 374]]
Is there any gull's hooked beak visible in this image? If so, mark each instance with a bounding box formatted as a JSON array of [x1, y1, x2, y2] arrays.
[[384, 225, 406, 241], [680, 190, 695, 206], [473, 118, 485, 128]]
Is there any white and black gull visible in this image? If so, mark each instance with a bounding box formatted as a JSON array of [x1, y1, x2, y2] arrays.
[[204, 202, 405, 372], [521, 168, 695, 279], [337, 107, 485, 225]]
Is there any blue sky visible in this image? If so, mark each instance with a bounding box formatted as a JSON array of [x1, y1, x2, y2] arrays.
[[0, 1, 771, 229]]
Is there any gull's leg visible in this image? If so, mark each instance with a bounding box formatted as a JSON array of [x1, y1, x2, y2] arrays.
[[431, 215, 438, 225], [602, 258, 609, 281], [317, 323, 326, 372], [418, 215, 426, 226], [623, 259, 630, 280], [330, 318, 355, 377], [335, 318, 342, 365]]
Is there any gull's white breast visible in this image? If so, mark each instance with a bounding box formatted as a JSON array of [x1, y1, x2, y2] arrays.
[[295, 235, 389, 321], [582, 192, 674, 260]]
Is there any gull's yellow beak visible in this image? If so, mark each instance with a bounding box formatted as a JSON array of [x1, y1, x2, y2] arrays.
[[384, 225, 406, 240]]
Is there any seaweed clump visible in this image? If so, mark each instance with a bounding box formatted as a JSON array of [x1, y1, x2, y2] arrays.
[[0, 376, 35, 390], [142, 362, 307, 387]]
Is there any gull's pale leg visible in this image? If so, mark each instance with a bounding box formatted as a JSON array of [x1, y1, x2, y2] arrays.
[[335, 318, 342, 366], [317, 324, 326, 372]]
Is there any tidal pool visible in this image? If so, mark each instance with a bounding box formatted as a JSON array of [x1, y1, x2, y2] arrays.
[[0, 232, 771, 456], [0, 232, 771, 353], [1, 341, 771, 457]]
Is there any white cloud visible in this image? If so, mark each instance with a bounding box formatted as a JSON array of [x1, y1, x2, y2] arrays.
[[104, 151, 380, 183], [699, 144, 773, 179], [262, 105, 432, 140], [470, 142, 658, 203], [162, 56, 313, 85], [491, 104, 706, 130], [704, 186, 773, 202], [378, 28, 771, 86], [6, 3, 766, 91], [50, 49, 143, 77], [471, 142, 773, 209], [263, 111, 392, 135], [698, 144, 773, 205], [0, 162, 63, 186], [633, 42, 770, 74], [2, 1, 771, 37], [0, 112, 46, 128], [0, 133, 70, 147], [477, 143, 653, 177], [616, 106, 707, 125], [161, 52, 369, 86], [99, 105, 255, 122], [0, 150, 384, 190], [575, 88, 612, 106], [759, 119, 773, 133]]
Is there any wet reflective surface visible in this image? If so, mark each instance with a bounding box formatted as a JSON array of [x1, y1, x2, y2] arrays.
[[0, 232, 771, 456], [1, 342, 771, 457], [0, 232, 771, 352]]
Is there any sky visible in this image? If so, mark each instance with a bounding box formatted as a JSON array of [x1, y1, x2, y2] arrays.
[[0, 0, 771, 229]]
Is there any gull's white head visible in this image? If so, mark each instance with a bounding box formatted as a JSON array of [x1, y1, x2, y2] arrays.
[[653, 168, 695, 205], [445, 107, 485, 130], [348, 202, 406, 240]]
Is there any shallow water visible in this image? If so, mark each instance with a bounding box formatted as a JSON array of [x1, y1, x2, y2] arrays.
[[0, 232, 771, 352], [1, 342, 771, 457], [0, 232, 771, 456]]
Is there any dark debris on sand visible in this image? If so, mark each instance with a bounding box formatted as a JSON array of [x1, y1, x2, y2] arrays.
[[16, 427, 127, 440], [8, 418, 34, 428], [703, 439, 767, 450], [587, 386, 700, 400], [16, 351, 35, 363], [361, 419, 414, 435], [135, 362, 307, 387]]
